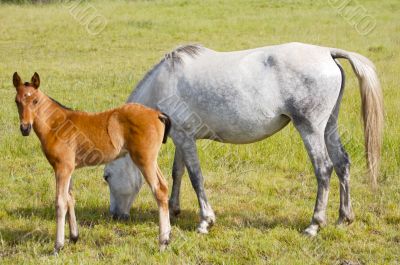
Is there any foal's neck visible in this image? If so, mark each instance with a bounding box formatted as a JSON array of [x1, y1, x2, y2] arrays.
[[33, 93, 71, 140]]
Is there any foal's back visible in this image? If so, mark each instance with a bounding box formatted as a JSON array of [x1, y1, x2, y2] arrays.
[[65, 103, 165, 168]]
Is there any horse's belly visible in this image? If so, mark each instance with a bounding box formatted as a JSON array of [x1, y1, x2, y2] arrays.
[[196, 113, 290, 144]]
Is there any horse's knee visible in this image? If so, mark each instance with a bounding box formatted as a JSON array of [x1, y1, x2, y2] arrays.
[[334, 152, 351, 182], [316, 161, 333, 186]]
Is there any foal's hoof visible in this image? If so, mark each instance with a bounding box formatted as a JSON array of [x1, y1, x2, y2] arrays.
[[303, 224, 319, 237], [70, 234, 79, 244], [53, 245, 63, 256], [159, 240, 170, 252]]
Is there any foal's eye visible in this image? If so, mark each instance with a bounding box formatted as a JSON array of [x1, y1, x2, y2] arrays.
[[33, 99, 38, 105]]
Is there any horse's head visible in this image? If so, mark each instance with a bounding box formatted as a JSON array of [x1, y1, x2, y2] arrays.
[[103, 155, 144, 220], [12, 72, 42, 136]]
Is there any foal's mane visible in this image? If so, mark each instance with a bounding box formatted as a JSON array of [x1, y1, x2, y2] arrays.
[[49, 97, 73, 110]]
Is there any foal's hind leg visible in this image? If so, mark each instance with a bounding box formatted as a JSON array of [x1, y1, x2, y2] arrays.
[[325, 117, 354, 225], [294, 122, 334, 236], [129, 153, 171, 250]]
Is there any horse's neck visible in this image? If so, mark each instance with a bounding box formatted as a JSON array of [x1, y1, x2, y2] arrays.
[[128, 60, 170, 108], [129, 83, 155, 107], [33, 95, 69, 140]]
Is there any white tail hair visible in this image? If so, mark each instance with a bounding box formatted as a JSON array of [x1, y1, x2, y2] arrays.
[[330, 48, 384, 188]]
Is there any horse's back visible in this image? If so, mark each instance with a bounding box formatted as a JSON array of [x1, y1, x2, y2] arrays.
[[169, 43, 342, 142]]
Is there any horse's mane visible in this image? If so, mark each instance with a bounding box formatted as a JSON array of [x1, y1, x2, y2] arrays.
[[130, 44, 204, 100], [164, 44, 203, 65]]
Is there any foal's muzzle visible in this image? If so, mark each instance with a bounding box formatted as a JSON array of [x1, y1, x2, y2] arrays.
[[20, 123, 32, 136]]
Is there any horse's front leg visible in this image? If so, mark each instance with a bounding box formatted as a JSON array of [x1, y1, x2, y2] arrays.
[[173, 133, 215, 234], [169, 148, 185, 217], [54, 164, 74, 254]]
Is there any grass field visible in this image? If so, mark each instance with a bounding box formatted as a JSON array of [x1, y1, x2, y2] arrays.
[[0, 0, 399, 264]]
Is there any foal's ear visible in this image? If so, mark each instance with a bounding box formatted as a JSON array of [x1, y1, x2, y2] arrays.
[[13, 72, 22, 89], [31, 72, 40, 89]]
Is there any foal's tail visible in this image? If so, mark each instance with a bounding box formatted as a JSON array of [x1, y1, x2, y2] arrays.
[[158, 113, 171, 144], [330, 48, 384, 188]]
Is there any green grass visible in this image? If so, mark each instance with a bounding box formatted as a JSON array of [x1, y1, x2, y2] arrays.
[[0, 0, 399, 264]]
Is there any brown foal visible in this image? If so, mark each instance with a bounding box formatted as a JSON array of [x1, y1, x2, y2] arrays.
[[12, 72, 171, 253]]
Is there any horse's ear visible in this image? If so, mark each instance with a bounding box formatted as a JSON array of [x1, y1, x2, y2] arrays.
[[13, 72, 22, 89], [31, 72, 40, 89]]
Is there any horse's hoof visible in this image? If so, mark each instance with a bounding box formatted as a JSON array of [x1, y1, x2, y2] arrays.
[[170, 208, 181, 217], [337, 211, 355, 226], [112, 213, 130, 221], [303, 225, 319, 237], [197, 221, 210, 234], [197, 226, 209, 234], [336, 216, 354, 226]]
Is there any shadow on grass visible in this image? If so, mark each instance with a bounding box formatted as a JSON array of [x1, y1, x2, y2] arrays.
[[7, 204, 199, 231], [0, 227, 52, 248], [217, 210, 310, 232], [5, 204, 309, 247]]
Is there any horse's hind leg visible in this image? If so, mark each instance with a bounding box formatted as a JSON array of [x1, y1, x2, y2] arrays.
[[324, 62, 354, 225], [169, 148, 185, 217], [325, 114, 354, 225], [294, 121, 334, 236]]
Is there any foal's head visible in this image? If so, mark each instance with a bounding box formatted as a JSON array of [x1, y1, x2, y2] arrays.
[[12, 72, 41, 136]]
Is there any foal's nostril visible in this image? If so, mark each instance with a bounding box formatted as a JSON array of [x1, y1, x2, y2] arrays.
[[20, 124, 32, 136]]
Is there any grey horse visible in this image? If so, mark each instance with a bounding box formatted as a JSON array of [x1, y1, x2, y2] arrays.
[[103, 43, 383, 236]]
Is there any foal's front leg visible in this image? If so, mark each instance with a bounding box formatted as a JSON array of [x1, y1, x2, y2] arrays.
[[54, 164, 74, 254], [67, 179, 79, 243]]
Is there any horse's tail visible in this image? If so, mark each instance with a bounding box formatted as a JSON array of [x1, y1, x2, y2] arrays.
[[330, 48, 384, 188], [158, 113, 171, 144]]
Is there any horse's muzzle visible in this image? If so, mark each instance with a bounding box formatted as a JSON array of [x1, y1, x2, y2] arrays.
[[20, 123, 32, 136]]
